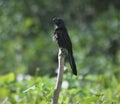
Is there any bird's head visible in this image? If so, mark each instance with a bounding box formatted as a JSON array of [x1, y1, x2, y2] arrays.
[[53, 17, 65, 28]]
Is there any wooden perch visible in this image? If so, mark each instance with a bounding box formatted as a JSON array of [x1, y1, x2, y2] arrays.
[[53, 48, 65, 104]]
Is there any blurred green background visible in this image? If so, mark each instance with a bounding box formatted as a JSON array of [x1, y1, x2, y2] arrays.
[[0, 0, 120, 103]]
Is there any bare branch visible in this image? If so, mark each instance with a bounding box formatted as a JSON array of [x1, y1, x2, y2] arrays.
[[53, 48, 65, 104]]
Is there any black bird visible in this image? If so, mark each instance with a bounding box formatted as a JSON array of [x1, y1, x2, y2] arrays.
[[53, 17, 77, 76]]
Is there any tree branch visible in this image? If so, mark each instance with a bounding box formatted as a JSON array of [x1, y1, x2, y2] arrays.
[[53, 48, 65, 104]]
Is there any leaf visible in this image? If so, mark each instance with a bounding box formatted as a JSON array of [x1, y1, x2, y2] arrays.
[[83, 96, 99, 103], [0, 72, 15, 84]]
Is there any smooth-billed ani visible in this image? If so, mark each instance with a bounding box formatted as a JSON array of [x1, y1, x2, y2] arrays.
[[53, 17, 77, 76]]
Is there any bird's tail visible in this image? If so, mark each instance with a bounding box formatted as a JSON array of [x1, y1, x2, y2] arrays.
[[68, 52, 77, 76]]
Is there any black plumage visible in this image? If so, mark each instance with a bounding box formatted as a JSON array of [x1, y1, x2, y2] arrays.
[[53, 17, 77, 76]]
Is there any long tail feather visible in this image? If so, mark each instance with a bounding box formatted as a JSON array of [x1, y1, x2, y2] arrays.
[[68, 52, 77, 75]]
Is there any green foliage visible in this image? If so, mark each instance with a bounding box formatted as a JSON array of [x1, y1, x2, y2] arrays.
[[1, 73, 120, 104], [0, 0, 120, 75], [0, 73, 54, 104]]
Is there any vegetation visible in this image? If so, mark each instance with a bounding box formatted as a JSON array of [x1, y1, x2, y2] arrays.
[[0, 0, 120, 103]]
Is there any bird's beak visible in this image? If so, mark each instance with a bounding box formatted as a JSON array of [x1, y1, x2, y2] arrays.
[[53, 17, 59, 23], [53, 17, 57, 23]]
